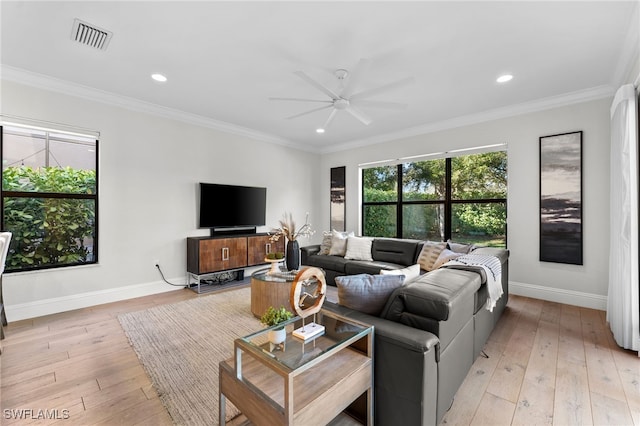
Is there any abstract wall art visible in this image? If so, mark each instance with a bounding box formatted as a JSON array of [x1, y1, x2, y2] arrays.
[[539, 131, 583, 265], [330, 166, 346, 231]]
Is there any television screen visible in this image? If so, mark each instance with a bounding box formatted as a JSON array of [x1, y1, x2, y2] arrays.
[[198, 183, 266, 229]]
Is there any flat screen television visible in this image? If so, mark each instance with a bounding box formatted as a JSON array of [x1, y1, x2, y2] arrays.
[[198, 183, 267, 231]]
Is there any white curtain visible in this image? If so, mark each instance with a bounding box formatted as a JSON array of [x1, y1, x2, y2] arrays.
[[608, 84, 639, 353]]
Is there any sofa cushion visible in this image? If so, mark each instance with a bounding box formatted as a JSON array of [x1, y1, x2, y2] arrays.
[[344, 236, 374, 261], [371, 238, 422, 266], [336, 274, 405, 316], [344, 260, 408, 276], [329, 230, 354, 256], [318, 231, 333, 255], [417, 241, 447, 271], [433, 249, 462, 270], [381, 264, 421, 283], [446, 239, 476, 254], [305, 254, 351, 273]]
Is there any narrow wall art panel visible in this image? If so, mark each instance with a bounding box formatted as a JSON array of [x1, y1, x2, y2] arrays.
[[539, 131, 583, 265], [330, 166, 346, 231]]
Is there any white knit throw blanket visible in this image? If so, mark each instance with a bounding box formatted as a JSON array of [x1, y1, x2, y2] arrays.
[[446, 254, 503, 312]]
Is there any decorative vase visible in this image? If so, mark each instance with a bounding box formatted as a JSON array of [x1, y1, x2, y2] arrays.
[[286, 240, 300, 271], [268, 327, 287, 345]]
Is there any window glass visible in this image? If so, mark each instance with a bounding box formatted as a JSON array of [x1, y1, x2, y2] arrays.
[[362, 166, 397, 202], [402, 204, 444, 240], [362, 150, 507, 245], [402, 159, 445, 201], [451, 202, 507, 247], [1, 125, 98, 272], [3, 197, 97, 269], [451, 152, 507, 200], [363, 204, 397, 237]]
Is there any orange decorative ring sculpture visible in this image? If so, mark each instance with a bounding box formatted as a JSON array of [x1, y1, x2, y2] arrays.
[[289, 267, 326, 319]]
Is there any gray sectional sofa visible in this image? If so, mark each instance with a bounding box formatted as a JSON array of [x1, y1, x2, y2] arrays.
[[301, 238, 509, 425]]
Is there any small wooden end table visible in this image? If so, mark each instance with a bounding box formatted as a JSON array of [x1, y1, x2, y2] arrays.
[[219, 309, 374, 425], [250, 268, 297, 318]]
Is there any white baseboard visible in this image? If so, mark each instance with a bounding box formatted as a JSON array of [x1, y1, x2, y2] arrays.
[[510, 281, 607, 310], [5, 279, 187, 322]]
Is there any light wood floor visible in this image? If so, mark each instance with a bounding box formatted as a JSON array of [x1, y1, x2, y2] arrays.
[[1, 289, 638, 425]]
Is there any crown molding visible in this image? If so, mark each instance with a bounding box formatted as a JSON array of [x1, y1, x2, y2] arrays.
[[320, 84, 616, 154], [1, 65, 615, 157], [0, 65, 321, 153]]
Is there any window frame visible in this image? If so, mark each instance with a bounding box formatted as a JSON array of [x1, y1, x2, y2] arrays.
[[361, 152, 507, 245], [0, 125, 99, 272]]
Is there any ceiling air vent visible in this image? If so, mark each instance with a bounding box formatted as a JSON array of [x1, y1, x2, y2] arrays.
[[71, 18, 112, 51]]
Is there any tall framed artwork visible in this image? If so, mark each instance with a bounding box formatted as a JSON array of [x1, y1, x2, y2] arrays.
[[330, 166, 346, 231], [539, 131, 583, 265]]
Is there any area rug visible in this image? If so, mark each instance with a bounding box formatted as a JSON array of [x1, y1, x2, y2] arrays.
[[118, 287, 263, 425]]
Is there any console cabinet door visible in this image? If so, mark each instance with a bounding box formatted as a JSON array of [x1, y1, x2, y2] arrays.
[[247, 235, 285, 266], [199, 237, 248, 273]]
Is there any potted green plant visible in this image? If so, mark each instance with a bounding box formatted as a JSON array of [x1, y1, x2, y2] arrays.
[[260, 306, 293, 345]]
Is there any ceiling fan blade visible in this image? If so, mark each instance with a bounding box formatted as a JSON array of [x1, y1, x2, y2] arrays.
[[323, 109, 338, 130], [353, 100, 408, 110], [341, 58, 372, 98], [269, 97, 332, 103], [350, 76, 415, 101], [345, 105, 372, 126], [285, 104, 333, 120], [294, 70, 340, 100]]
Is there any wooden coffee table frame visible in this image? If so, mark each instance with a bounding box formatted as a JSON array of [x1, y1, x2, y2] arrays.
[[219, 310, 374, 425], [250, 269, 295, 318]]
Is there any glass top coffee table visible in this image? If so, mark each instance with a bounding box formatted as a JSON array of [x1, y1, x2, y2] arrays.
[[219, 308, 374, 425]]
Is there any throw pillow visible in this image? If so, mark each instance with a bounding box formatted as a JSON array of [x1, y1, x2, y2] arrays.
[[446, 239, 476, 254], [344, 236, 374, 261], [417, 240, 447, 272], [336, 274, 405, 316], [433, 249, 462, 269], [380, 264, 421, 283], [329, 230, 354, 256], [318, 231, 333, 255]]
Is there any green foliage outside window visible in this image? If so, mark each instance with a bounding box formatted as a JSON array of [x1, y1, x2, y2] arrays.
[[362, 152, 507, 247], [2, 166, 96, 270]]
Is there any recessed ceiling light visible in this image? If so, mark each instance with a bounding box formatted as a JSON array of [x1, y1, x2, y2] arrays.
[[496, 74, 513, 83], [316, 128, 325, 134], [151, 73, 167, 83]]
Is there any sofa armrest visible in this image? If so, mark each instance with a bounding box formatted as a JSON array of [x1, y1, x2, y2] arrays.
[[472, 246, 509, 264], [382, 269, 481, 322], [300, 244, 321, 264], [323, 302, 440, 425], [324, 301, 439, 353]]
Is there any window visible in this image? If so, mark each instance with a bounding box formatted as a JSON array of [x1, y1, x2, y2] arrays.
[[362, 151, 507, 247], [1, 125, 98, 271]]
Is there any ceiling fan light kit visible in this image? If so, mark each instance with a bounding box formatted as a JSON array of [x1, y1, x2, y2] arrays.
[[270, 58, 414, 131]]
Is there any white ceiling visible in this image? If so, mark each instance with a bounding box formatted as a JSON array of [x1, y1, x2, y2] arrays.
[[1, 1, 638, 153]]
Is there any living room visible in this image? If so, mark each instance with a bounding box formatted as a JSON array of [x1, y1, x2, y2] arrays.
[[1, 1, 639, 425]]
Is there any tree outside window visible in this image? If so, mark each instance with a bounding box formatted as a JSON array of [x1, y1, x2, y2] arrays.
[[362, 151, 507, 247]]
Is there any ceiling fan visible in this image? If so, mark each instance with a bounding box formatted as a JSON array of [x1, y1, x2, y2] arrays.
[[269, 58, 414, 131]]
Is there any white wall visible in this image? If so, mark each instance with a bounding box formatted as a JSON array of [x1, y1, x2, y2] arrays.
[[1, 80, 322, 321], [319, 97, 612, 309]]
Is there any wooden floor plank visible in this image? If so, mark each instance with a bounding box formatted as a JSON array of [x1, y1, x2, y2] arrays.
[[470, 392, 516, 426], [553, 357, 593, 426], [2, 290, 637, 426], [512, 378, 555, 426], [590, 391, 634, 426]]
